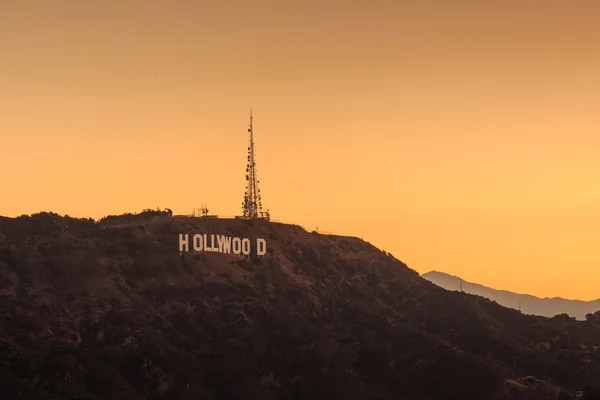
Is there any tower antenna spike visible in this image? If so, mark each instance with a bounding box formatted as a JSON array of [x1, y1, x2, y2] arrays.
[[241, 109, 269, 221]]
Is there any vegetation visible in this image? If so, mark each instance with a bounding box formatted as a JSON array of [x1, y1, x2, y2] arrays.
[[98, 208, 173, 226], [586, 311, 600, 323], [0, 212, 599, 399]]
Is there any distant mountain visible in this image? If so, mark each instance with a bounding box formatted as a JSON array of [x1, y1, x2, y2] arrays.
[[422, 270, 600, 320]]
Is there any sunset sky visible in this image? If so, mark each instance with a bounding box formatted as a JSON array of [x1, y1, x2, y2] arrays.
[[2, 0, 600, 301]]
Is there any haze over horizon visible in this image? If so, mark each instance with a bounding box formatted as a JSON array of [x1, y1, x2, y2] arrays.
[[422, 270, 600, 303], [2, 1, 600, 301]]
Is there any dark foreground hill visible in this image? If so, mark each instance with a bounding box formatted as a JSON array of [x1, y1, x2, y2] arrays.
[[1, 212, 600, 400], [422, 271, 600, 321]]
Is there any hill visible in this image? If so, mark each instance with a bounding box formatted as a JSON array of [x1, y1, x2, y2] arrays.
[[422, 271, 600, 321], [1, 211, 600, 399]]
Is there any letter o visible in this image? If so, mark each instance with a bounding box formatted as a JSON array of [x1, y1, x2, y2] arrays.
[[241, 238, 251, 255], [232, 238, 241, 255], [193, 234, 203, 251]]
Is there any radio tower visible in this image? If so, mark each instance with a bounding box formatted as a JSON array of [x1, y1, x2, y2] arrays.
[[242, 109, 269, 220]]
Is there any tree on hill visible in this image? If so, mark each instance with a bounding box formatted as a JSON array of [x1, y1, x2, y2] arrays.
[[581, 385, 600, 400], [585, 310, 600, 323]]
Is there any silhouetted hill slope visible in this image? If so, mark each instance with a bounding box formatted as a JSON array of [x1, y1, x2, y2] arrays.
[[1, 212, 600, 399], [422, 271, 600, 321]]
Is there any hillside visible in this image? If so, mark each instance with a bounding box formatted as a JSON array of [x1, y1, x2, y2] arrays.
[[1, 212, 600, 399], [422, 271, 600, 321]]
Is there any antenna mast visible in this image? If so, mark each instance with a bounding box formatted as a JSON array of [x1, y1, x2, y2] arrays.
[[242, 109, 269, 220]]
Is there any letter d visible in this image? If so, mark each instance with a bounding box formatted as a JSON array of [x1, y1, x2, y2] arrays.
[[257, 238, 266, 256]]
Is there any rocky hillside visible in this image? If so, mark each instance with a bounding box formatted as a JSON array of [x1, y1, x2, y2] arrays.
[[1, 212, 600, 400], [422, 271, 600, 321]]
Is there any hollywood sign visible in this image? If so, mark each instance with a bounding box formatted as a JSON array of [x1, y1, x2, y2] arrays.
[[179, 233, 267, 256]]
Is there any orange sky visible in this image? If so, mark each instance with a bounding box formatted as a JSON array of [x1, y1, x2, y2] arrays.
[[2, 0, 600, 301]]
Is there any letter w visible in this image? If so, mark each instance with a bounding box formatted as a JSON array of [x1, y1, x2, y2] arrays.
[[218, 236, 232, 253]]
